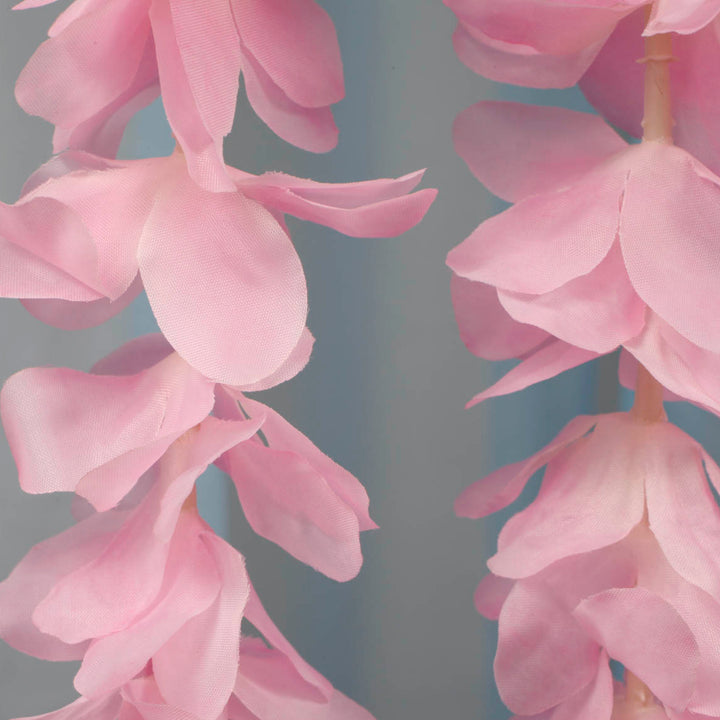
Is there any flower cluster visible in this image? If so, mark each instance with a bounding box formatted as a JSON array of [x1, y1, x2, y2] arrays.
[[445, 0, 720, 717], [0, 2, 435, 718]]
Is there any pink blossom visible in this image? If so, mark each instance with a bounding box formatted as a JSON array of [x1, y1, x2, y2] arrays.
[[1, 333, 375, 581], [460, 411, 720, 717], [447, 101, 720, 411], [4, 149, 435, 385], [444, 0, 720, 173], [15, 0, 346, 190]]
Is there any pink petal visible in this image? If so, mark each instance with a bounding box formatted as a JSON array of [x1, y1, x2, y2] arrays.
[[498, 243, 646, 353], [74, 515, 221, 698], [1, 353, 215, 510], [237, 396, 376, 532], [454, 102, 626, 203], [138, 165, 307, 386], [223, 438, 363, 581], [16, 0, 151, 129], [122, 678, 205, 720], [228, 328, 315, 393], [232, 0, 343, 108], [455, 414, 597, 519], [238, 171, 437, 238], [473, 574, 514, 620], [91, 333, 174, 375], [148, 0, 233, 192], [574, 588, 700, 709], [0, 511, 124, 660], [496, 579, 601, 715], [553, 653, 613, 720], [489, 414, 646, 578], [446, 156, 625, 294], [239, 44, 339, 153], [466, 340, 599, 408], [21, 274, 142, 330], [154, 534, 250, 720], [644, 422, 720, 601], [619, 143, 720, 354], [451, 275, 550, 361], [646, 0, 720, 33]]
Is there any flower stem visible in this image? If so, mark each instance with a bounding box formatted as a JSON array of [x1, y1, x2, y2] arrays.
[[624, 669, 654, 708]]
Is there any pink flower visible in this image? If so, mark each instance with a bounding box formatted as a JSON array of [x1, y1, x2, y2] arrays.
[[5, 149, 434, 385], [444, 0, 720, 173], [1, 333, 375, 581], [15, 0, 346, 190], [459, 412, 720, 718], [447, 101, 720, 412]]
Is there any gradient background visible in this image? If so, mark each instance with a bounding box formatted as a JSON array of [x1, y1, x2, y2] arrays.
[[1, 3, 718, 720]]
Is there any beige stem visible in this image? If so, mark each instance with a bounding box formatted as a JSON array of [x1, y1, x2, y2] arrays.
[[625, 669, 654, 708]]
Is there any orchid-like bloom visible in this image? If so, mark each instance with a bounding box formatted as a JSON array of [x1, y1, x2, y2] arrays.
[[444, 0, 720, 174], [12, 615, 374, 720], [4, 149, 435, 385], [15, 0, 346, 190], [1, 333, 375, 582], [459, 411, 720, 718], [447, 101, 720, 413]]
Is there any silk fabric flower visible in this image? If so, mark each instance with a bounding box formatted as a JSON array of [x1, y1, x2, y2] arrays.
[[444, 0, 720, 174], [3, 149, 435, 385], [15, 0, 346, 190], [460, 411, 720, 718], [447, 101, 720, 412], [1, 333, 375, 582]]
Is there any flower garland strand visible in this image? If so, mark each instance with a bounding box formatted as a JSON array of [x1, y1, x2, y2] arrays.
[[446, 1, 720, 718], [0, 2, 436, 718]]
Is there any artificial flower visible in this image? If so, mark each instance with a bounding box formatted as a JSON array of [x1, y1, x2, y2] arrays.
[[5, 149, 435, 385], [1, 333, 375, 581], [16, 0, 345, 190]]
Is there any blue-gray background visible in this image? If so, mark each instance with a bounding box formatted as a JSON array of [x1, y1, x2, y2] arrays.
[[2, 3, 719, 720]]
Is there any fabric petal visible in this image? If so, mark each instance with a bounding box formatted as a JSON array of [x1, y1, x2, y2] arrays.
[[154, 534, 250, 720], [574, 588, 699, 710], [647, 0, 720, 34], [473, 574, 514, 620], [455, 414, 597, 519], [466, 340, 599, 408], [91, 333, 174, 375], [454, 102, 626, 203], [138, 165, 307, 386], [489, 414, 646, 578], [233, 0, 343, 108], [553, 652, 613, 720]]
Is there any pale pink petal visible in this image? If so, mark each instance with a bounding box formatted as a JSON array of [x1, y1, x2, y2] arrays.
[[16, 0, 151, 129], [496, 579, 601, 715], [644, 423, 720, 601], [446, 156, 625, 294], [228, 328, 315, 393], [454, 102, 625, 203], [489, 414, 646, 578], [223, 438, 363, 581], [74, 515, 220, 697], [148, 0, 233, 191], [239, 44, 339, 153], [138, 167, 307, 386], [233, 0, 343, 108], [91, 333, 174, 375], [0, 511, 124, 660], [122, 677, 204, 720], [498, 244, 646, 353], [553, 653, 613, 720], [238, 171, 437, 238], [236, 396, 376, 531], [466, 340, 599, 408], [473, 574, 514, 620], [619, 143, 720, 354], [1, 353, 215, 509], [455, 414, 597, 519], [154, 534, 251, 720], [245, 587, 333, 698], [451, 275, 550, 361], [647, 0, 720, 33], [21, 274, 142, 330], [11, 694, 123, 720], [574, 588, 699, 709]]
